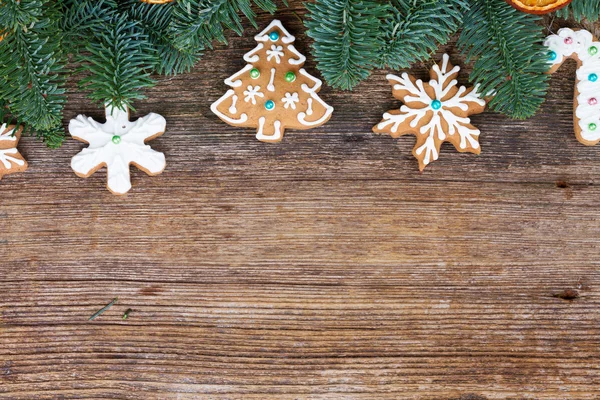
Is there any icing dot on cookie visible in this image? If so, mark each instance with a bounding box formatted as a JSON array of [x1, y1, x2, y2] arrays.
[[269, 31, 279, 41], [589, 98, 598, 106], [285, 72, 296, 82], [589, 46, 599, 56], [564, 37, 573, 45], [431, 100, 442, 110], [589, 123, 597, 131], [548, 50, 557, 61], [250, 68, 260, 79], [265, 100, 275, 110], [112, 135, 122, 144], [589, 73, 598, 82]]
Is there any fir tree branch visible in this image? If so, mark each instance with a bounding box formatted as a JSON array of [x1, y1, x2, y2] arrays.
[[555, 0, 600, 22], [304, 0, 389, 90], [169, 0, 283, 53], [121, 0, 202, 75], [76, 13, 158, 112], [378, 0, 469, 70], [0, 0, 66, 146], [458, 0, 549, 119]]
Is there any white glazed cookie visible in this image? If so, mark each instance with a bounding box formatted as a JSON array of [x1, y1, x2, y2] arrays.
[[545, 28, 600, 146], [373, 54, 486, 171], [0, 124, 28, 180], [69, 106, 167, 195], [211, 20, 333, 143]]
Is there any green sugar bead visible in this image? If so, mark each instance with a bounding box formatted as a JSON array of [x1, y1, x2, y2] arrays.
[[250, 68, 260, 79], [285, 72, 296, 83], [590, 46, 599, 56], [112, 135, 121, 144]]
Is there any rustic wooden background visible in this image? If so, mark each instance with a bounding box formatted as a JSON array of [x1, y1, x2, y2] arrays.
[[2, 7, 599, 399]]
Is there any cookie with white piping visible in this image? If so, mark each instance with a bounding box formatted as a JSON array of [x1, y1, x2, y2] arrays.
[[211, 20, 333, 143], [373, 54, 486, 171], [0, 124, 28, 180], [69, 105, 167, 195], [545, 28, 600, 146]]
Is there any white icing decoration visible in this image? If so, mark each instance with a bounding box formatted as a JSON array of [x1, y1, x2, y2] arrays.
[[287, 45, 306, 65], [545, 28, 600, 143], [266, 45, 284, 63], [224, 64, 254, 88], [243, 85, 264, 104], [376, 54, 485, 167], [267, 68, 276, 92], [256, 118, 282, 142], [211, 90, 249, 125], [69, 105, 167, 195], [299, 68, 323, 93], [0, 124, 17, 142], [256, 117, 266, 139], [282, 92, 299, 110], [296, 68, 334, 127], [0, 148, 24, 169], [306, 98, 313, 116], [243, 43, 264, 63], [229, 95, 238, 114], [254, 20, 295, 44]]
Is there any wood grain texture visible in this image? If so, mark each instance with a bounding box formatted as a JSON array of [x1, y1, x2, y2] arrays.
[[1, 7, 599, 399]]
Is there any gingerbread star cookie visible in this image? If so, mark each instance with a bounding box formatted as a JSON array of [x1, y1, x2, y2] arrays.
[[374, 54, 486, 171], [69, 105, 167, 195], [0, 123, 28, 179]]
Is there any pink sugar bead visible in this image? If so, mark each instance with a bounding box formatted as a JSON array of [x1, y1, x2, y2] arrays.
[[564, 37, 574, 45], [589, 98, 598, 106]]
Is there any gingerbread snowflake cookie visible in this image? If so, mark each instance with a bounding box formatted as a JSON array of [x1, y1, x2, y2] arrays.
[[211, 20, 333, 143], [0, 123, 28, 180], [69, 105, 167, 195], [545, 28, 600, 146], [374, 54, 486, 171]]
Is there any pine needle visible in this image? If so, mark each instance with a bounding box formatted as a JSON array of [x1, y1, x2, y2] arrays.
[[89, 298, 118, 321]]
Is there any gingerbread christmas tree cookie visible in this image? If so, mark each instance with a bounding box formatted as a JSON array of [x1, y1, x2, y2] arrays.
[[374, 54, 486, 171], [211, 20, 333, 143], [0, 124, 28, 180], [69, 105, 167, 195]]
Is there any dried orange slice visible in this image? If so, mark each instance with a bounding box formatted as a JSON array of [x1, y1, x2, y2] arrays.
[[506, 0, 572, 14]]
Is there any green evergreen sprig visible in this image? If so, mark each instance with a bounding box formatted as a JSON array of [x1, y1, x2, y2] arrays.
[[556, 0, 600, 22], [169, 0, 283, 53], [0, 0, 66, 147], [378, 0, 469, 70], [306, 0, 553, 119], [458, 0, 549, 119], [305, 0, 390, 90]]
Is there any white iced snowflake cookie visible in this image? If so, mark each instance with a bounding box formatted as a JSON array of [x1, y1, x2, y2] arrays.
[[545, 28, 600, 146], [211, 20, 333, 143], [69, 105, 167, 195], [373, 54, 486, 171], [0, 124, 28, 180]]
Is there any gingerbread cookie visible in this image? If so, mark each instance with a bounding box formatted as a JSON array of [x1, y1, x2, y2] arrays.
[[211, 19, 333, 143], [545, 28, 600, 146], [373, 54, 486, 171], [69, 105, 167, 195], [0, 124, 28, 180]]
